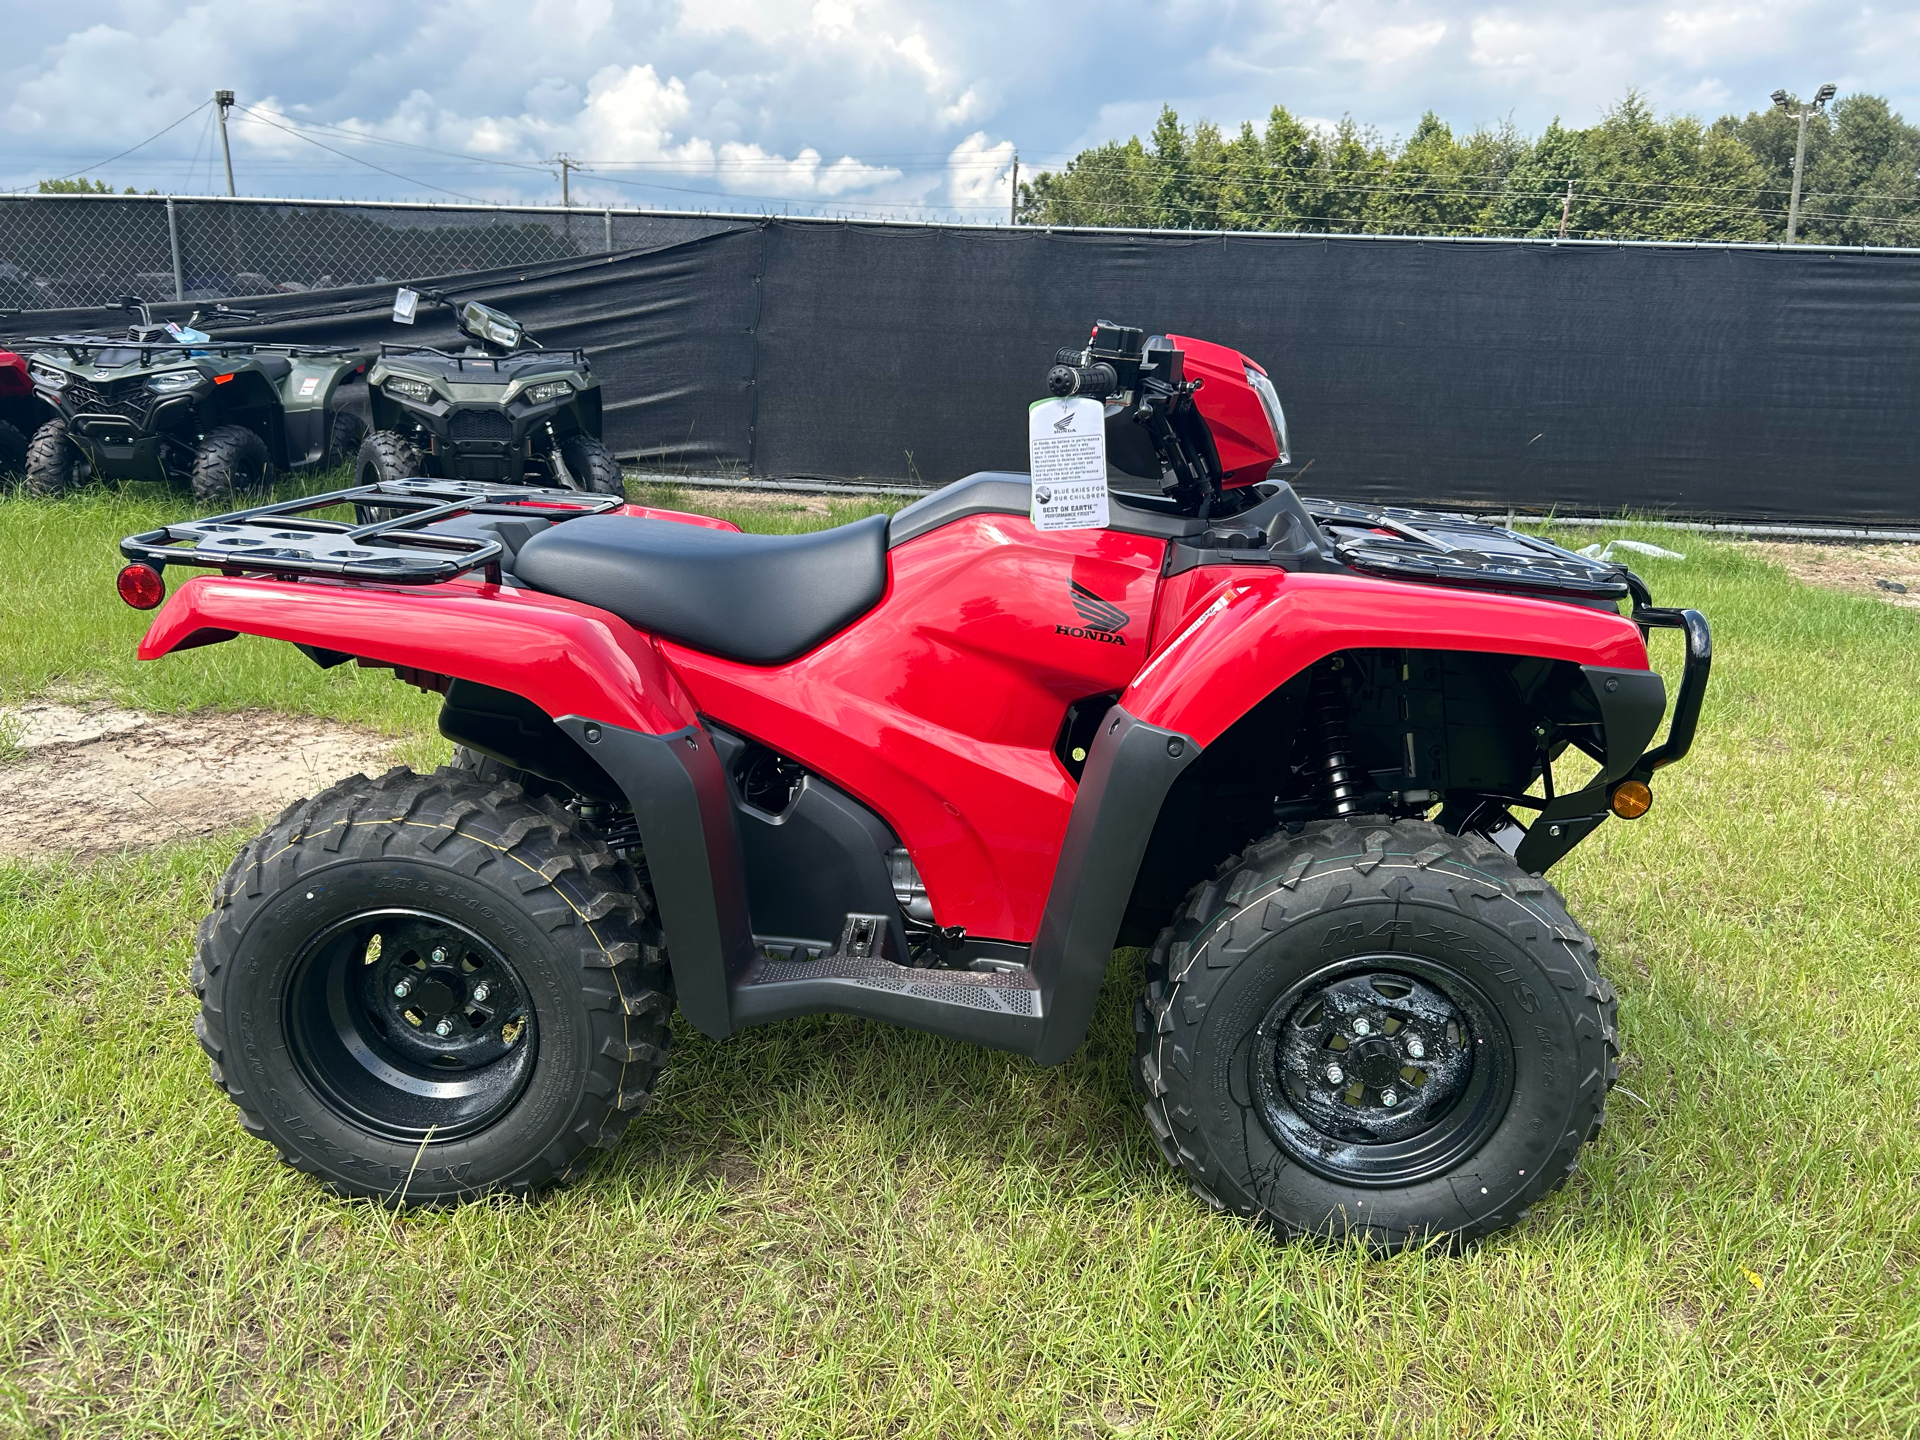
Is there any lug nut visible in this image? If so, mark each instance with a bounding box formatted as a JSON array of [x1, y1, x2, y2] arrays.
[[1405, 1036, 1426, 1060], [392, 978, 413, 998], [432, 947, 447, 964], [1381, 1089, 1399, 1107], [434, 1018, 454, 1037], [1326, 1063, 1344, 1085], [472, 983, 490, 1003], [1352, 1017, 1372, 1037]]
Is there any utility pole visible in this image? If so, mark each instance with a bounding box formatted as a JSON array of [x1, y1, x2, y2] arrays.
[[1009, 150, 1019, 226], [214, 89, 236, 196], [552, 153, 575, 207], [1557, 179, 1573, 239], [1771, 83, 1836, 242]]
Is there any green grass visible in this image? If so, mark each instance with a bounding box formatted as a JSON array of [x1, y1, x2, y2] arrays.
[[1, 488, 1918, 1435]]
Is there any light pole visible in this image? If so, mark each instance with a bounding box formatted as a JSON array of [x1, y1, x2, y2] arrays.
[[1770, 82, 1836, 242]]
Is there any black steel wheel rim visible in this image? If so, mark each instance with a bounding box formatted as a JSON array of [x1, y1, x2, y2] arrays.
[[285, 908, 538, 1143], [1252, 955, 1514, 1186]]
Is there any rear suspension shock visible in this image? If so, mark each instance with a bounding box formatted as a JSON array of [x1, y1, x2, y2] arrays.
[[1312, 658, 1366, 816]]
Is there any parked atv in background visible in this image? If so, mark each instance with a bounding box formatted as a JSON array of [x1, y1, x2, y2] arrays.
[[355, 288, 622, 495], [0, 345, 50, 477], [22, 298, 372, 501], [115, 319, 1709, 1250]]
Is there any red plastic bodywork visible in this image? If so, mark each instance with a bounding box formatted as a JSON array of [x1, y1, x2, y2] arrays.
[[0, 351, 31, 400], [139, 502, 1649, 946], [1169, 334, 1278, 489]]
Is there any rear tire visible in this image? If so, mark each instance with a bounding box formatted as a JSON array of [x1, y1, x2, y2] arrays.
[[191, 423, 276, 504], [1135, 817, 1618, 1251], [557, 433, 625, 496], [0, 418, 27, 478], [327, 408, 370, 468], [24, 417, 89, 497], [448, 744, 565, 802], [192, 766, 672, 1204]]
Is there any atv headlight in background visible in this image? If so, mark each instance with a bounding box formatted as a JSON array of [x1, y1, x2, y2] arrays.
[[1245, 365, 1290, 466], [148, 369, 201, 393], [524, 380, 572, 404], [29, 364, 67, 390], [385, 377, 434, 402]]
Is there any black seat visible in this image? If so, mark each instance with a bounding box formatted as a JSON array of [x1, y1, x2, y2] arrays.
[[512, 513, 890, 664], [253, 355, 293, 383]]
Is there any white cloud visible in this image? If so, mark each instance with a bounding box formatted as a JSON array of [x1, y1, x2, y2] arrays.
[[946, 132, 1015, 214]]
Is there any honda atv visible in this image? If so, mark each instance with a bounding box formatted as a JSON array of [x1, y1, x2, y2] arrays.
[[354, 288, 621, 495], [116, 321, 1709, 1249], [0, 345, 49, 477], [22, 298, 373, 501]]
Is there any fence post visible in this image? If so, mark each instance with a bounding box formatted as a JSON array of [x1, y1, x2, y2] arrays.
[[604, 207, 613, 254], [166, 196, 184, 301]]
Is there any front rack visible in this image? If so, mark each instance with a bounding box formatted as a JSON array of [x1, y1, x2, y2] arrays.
[[376, 343, 588, 371], [121, 478, 623, 585], [28, 335, 367, 365], [1304, 499, 1634, 602]]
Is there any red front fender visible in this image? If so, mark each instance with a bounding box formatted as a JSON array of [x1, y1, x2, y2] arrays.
[[139, 573, 699, 734], [1127, 570, 1652, 746]]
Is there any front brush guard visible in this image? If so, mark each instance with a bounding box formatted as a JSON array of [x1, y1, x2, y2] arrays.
[[1509, 605, 1712, 873]]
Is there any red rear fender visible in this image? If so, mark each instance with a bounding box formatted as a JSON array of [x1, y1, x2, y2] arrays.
[[139, 574, 699, 734], [1129, 570, 1651, 745]]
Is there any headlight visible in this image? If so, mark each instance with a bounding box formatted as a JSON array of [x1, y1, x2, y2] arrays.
[[385, 376, 434, 402], [29, 364, 67, 390], [1245, 365, 1290, 467], [148, 369, 201, 393], [523, 380, 572, 404]]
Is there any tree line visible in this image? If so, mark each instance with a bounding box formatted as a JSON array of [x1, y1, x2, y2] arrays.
[[1018, 91, 1920, 246]]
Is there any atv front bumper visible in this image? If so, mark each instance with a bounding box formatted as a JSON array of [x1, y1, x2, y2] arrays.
[[1511, 605, 1712, 873]]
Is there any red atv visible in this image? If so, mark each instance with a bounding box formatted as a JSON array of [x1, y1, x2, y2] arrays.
[[0, 347, 48, 476], [119, 322, 1708, 1248]]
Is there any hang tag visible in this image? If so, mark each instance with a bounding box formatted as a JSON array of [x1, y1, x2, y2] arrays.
[[1028, 396, 1109, 532], [392, 288, 419, 325]]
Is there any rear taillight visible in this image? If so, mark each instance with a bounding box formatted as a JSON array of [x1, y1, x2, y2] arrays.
[[117, 563, 166, 610]]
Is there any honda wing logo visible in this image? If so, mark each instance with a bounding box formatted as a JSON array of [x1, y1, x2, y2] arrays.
[[1052, 410, 1078, 432], [1059, 580, 1130, 645]]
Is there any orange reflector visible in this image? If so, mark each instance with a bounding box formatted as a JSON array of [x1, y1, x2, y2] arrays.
[[1610, 780, 1653, 819], [213, 372, 233, 384], [116, 563, 166, 610]]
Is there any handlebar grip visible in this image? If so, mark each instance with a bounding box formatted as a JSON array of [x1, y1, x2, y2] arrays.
[[1046, 361, 1119, 398], [1054, 347, 1086, 367]]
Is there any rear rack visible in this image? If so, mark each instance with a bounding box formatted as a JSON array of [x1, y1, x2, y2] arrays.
[[1304, 499, 1633, 602], [121, 479, 622, 585]]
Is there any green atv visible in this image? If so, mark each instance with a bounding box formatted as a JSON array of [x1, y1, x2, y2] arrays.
[[23, 298, 374, 502], [354, 288, 622, 495]]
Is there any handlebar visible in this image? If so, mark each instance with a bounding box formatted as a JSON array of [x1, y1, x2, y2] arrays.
[[1046, 361, 1119, 398]]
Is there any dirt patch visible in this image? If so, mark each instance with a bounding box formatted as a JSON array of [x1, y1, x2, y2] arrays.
[[1752, 543, 1920, 609], [0, 700, 401, 861]]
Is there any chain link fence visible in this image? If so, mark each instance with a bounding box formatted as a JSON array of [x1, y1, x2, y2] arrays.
[[0, 194, 746, 311]]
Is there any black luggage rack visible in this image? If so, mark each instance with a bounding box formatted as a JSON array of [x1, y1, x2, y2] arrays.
[[28, 334, 365, 365], [1303, 498, 1639, 604], [376, 343, 588, 371], [122, 478, 622, 585]]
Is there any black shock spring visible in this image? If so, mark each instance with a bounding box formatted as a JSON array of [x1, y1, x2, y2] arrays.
[[1313, 660, 1366, 816]]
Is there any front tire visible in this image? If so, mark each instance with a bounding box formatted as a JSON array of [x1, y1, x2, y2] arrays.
[[192, 767, 672, 1203], [24, 417, 90, 496], [327, 407, 370, 468], [1136, 818, 1618, 1250], [557, 433, 625, 495], [354, 429, 420, 487], [191, 423, 276, 504]]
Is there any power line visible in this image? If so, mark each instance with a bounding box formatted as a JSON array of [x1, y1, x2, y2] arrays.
[[9, 99, 211, 192], [233, 105, 495, 202]]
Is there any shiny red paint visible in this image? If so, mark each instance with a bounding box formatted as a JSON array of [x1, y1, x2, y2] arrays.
[[140, 573, 698, 734], [1128, 569, 1650, 746], [1168, 333, 1279, 488], [0, 350, 31, 400], [138, 511, 1651, 945], [614, 503, 740, 531], [662, 515, 1165, 941]]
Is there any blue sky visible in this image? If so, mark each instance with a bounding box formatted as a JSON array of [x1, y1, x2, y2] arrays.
[[4, 1, 1915, 214]]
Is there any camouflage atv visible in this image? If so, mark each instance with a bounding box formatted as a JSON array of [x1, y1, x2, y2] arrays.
[[23, 298, 373, 501], [354, 288, 621, 495]]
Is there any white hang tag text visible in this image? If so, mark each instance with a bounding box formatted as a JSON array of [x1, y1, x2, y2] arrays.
[[1028, 396, 1109, 532]]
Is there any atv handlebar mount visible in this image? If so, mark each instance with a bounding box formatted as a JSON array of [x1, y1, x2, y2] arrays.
[[121, 479, 622, 586]]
